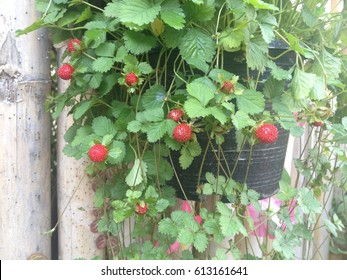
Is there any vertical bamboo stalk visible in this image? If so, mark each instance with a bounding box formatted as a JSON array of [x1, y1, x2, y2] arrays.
[[0, 1, 51, 259], [55, 46, 105, 260]]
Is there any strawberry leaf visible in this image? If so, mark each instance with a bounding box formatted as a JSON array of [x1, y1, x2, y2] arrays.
[[124, 30, 157, 55], [194, 232, 208, 253], [161, 0, 186, 30], [232, 111, 256, 130], [92, 116, 117, 137], [92, 57, 114, 72], [236, 90, 265, 114], [125, 159, 147, 187]]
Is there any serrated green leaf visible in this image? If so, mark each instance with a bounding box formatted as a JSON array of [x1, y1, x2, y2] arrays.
[[257, 11, 277, 43], [232, 111, 256, 130], [75, 6, 92, 24], [301, 5, 319, 27], [183, 1, 215, 22], [267, 61, 292, 81], [124, 30, 157, 55], [84, 21, 108, 30], [92, 116, 116, 137], [101, 134, 114, 146], [138, 62, 153, 75], [155, 199, 170, 212], [215, 248, 228, 260], [73, 99, 94, 120], [187, 82, 214, 106], [95, 42, 116, 57], [84, 29, 106, 48], [194, 232, 208, 253], [162, 26, 184, 48], [127, 120, 142, 133], [179, 28, 215, 63], [290, 69, 316, 100], [236, 90, 265, 114], [64, 125, 79, 143], [147, 121, 168, 142], [165, 135, 181, 151], [311, 48, 342, 80], [219, 27, 245, 51], [117, 0, 161, 25], [56, 10, 80, 27], [108, 141, 126, 164], [71, 126, 93, 147], [245, 37, 268, 71], [186, 142, 202, 157], [220, 215, 247, 237], [142, 84, 166, 109], [178, 228, 195, 245], [216, 201, 232, 216], [92, 57, 114, 72], [103, 1, 120, 18], [184, 99, 209, 118], [161, 0, 185, 29], [283, 31, 306, 56], [298, 188, 322, 214], [245, 0, 279, 10], [179, 147, 194, 169], [158, 218, 177, 236], [99, 73, 119, 96], [89, 73, 103, 89], [144, 108, 164, 122], [276, 180, 298, 201], [310, 76, 326, 100], [209, 107, 228, 125], [125, 159, 147, 187]]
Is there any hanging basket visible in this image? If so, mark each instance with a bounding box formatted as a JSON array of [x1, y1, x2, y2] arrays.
[[170, 125, 289, 201], [170, 41, 296, 201]]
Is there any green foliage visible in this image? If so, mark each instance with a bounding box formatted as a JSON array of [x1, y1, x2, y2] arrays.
[[19, 0, 347, 261]]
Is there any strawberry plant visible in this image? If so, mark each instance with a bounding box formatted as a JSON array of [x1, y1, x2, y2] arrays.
[[18, 0, 347, 260]]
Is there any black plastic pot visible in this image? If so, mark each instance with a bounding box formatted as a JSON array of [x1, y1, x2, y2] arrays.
[[170, 41, 295, 201], [170, 125, 289, 201]]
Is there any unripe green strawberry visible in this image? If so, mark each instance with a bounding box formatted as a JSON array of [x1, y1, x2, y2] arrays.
[[125, 72, 139, 86], [135, 202, 148, 215], [167, 109, 184, 122], [88, 144, 108, 162], [57, 64, 74, 80], [221, 81, 234, 94], [67, 39, 81, 53], [173, 123, 192, 143], [255, 123, 278, 144]]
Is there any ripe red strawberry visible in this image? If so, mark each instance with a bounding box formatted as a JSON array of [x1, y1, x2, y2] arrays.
[[173, 123, 192, 142], [67, 39, 81, 53], [221, 81, 234, 94], [255, 123, 278, 144], [88, 144, 108, 162], [135, 202, 148, 215], [167, 109, 184, 122], [57, 64, 74, 80], [312, 121, 323, 127], [125, 72, 139, 86]]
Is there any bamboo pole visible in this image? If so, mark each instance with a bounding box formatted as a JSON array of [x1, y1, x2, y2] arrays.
[[55, 45, 105, 260], [0, 1, 51, 259]]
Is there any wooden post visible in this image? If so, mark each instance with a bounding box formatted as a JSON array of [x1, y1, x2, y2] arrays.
[[0, 1, 51, 259], [55, 45, 105, 260]]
